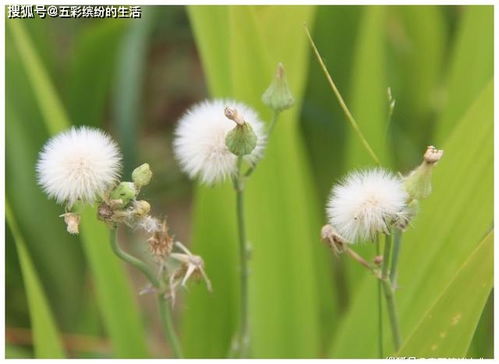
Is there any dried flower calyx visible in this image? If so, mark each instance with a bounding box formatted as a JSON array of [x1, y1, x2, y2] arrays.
[[404, 145, 444, 201]]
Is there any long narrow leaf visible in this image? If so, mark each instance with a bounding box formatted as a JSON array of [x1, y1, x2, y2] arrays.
[[6, 201, 66, 358], [397, 231, 493, 357]]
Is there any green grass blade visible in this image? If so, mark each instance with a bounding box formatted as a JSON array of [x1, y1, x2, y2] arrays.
[[397, 231, 493, 358], [183, 5, 330, 358], [387, 6, 447, 168], [67, 20, 130, 127], [78, 207, 149, 357], [112, 8, 155, 176], [7, 21, 70, 133], [6, 201, 66, 358], [346, 6, 388, 169], [435, 5, 493, 142], [329, 79, 493, 358]]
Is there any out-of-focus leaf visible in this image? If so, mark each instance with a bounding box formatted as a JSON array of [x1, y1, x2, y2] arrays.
[[397, 231, 493, 358], [346, 6, 388, 169], [467, 291, 493, 359], [435, 5, 493, 142], [6, 202, 66, 358], [7, 21, 68, 134], [78, 207, 149, 358], [67, 20, 130, 127], [112, 8, 155, 176], [387, 6, 447, 169], [301, 6, 362, 200], [329, 80, 493, 358], [183, 6, 330, 358]]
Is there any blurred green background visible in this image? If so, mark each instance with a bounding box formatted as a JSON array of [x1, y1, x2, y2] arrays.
[[6, 5, 493, 358]]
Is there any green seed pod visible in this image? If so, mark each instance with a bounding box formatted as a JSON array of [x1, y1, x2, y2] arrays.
[[132, 163, 152, 188], [262, 62, 295, 112], [110, 182, 137, 208]]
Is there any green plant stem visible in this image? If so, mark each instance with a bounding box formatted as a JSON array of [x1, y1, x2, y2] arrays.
[[244, 110, 280, 178], [380, 234, 402, 351], [233, 157, 250, 357], [376, 238, 383, 358], [304, 26, 381, 166], [109, 230, 183, 358], [157, 294, 183, 358], [389, 229, 403, 288], [267, 110, 280, 136]]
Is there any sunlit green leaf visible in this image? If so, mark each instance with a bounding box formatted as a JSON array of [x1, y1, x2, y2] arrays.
[[397, 231, 493, 358]]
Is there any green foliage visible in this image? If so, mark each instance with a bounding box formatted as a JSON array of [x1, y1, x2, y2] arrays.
[[398, 231, 493, 357], [6, 202, 66, 358]]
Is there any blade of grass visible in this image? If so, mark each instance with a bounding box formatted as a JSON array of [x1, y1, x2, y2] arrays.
[[435, 5, 493, 142], [6, 201, 66, 358], [7, 21, 69, 134], [67, 20, 130, 127], [112, 7, 155, 176], [397, 231, 493, 358]]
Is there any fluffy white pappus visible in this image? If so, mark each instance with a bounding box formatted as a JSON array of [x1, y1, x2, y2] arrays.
[[326, 169, 408, 243], [138, 215, 161, 233], [173, 99, 266, 184], [37, 126, 122, 207]]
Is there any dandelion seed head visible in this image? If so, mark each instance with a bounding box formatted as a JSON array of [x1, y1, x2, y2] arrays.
[[173, 99, 266, 184], [36, 126, 122, 207], [326, 169, 408, 243]]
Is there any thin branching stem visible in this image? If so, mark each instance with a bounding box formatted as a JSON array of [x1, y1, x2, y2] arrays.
[[109, 230, 183, 358], [304, 26, 381, 166]]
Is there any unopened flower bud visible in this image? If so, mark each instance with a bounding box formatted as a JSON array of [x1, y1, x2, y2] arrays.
[[224, 107, 257, 156], [60, 212, 80, 235], [132, 163, 152, 188], [109, 182, 137, 208], [404, 146, 444, 201], [262, 62, 295, 112]]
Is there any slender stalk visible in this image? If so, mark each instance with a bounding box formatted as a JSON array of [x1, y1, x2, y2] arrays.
[[244, 110, 280, 178], [389, 229, 402, 288], [157, 294, 183, 358], [376, 238, 383, 358], [380, 234, 402, 351], [109, 229, 159, 287], [267, 110, 280, 136], [233, 157, 250, 357], [109, 230, 183, 358], [304, 26, 381, 166]]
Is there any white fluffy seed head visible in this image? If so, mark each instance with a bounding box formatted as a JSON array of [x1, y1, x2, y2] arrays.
[[173, 99, 266, 184], [326, 169, 408, 243], [37, 126, 122, 207]]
